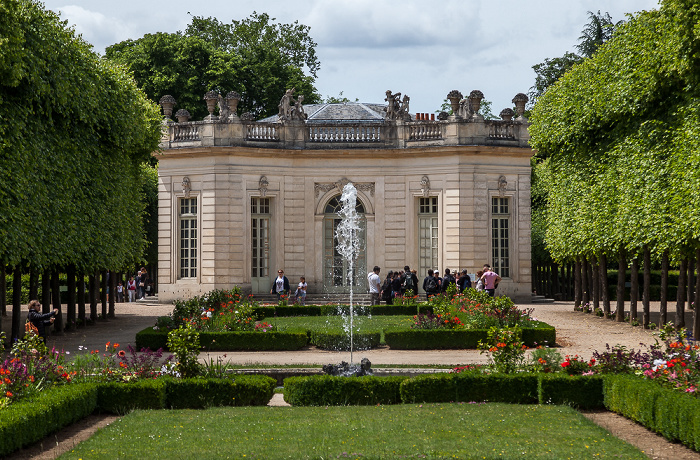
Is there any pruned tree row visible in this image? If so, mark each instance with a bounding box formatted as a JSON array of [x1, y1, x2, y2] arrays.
[[530, 0, 700, 337], [0, 0, 162, 342]]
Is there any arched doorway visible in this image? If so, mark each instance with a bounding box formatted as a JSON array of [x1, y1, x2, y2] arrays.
[[323, 195, 367, 292]]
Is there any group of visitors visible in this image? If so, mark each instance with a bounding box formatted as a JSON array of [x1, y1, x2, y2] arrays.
[[370, 263, 502, 305], [115, 267, 150, 302]]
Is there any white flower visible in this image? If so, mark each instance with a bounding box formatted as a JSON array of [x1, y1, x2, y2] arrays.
[[653, 359, 666, 371]]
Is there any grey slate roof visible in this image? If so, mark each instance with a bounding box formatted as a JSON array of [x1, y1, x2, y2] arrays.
[[258, 102, 389, 124]]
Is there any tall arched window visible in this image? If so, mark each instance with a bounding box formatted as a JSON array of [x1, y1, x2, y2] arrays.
[[323, 195, 367, 291]]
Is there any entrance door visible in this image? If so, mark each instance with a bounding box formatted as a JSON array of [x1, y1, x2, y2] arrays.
[[323, 195, 366, 292], [251, 198, 270, 293]]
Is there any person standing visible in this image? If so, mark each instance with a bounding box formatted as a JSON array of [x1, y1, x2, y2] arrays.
[[475, 270, 485, 292], [27, 300, 58, 344], [481, 264, 502, 297], [271, 269, 290, 301], [441, 268, 455, 293], [380, 270, 394, 304], [127, 276, 137, 302], [423, 269, 438, 300], [139, 267, 148, 299], [457, 269, 472, 292], [116, 281, 124, 303], [400, 265, 418, 296], [367, 266, 381, 305]]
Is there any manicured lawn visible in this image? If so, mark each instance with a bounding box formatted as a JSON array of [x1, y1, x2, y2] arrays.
[[267, 314, 413, 335], [60, 403, 645, 459]]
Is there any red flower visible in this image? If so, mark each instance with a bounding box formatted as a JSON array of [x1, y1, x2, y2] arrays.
[[118, 350, 126, 357]]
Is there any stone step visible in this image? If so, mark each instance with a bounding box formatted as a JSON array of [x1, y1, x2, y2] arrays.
[[531, 294, 555, 303]]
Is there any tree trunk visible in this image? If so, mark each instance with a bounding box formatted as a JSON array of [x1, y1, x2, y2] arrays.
[[29, 266, 39, 301], [108, 270, 116, 318], [89, 273, 97, 323], [688, 258, 695, 313], [41, 267, 51, 313], [100, 270, 108, 320], [77, 271, 86, 328], [0, 259, 4, 333], [694, 248, 700, 340], [643, 246, 651, 328], [616, 249, 626, 322], [574, 259, 582, 308], [51, 268, 63, 335], [600, 252, 610, 317], [66, 264, 76, 332], [630, 256, 639, 324], [661, 251, 669, 326], [676, 258, 687, 329], [582, 257, 590, 307], [592, 259, 600, 312], [552, 262, 560, 299], [11, 265, 22, 344]]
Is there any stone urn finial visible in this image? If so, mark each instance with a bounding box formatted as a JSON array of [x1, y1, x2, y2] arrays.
[[512, 93, 529, 121], [175, 109, 191, 123], [203, 90, 220, 120], [499, 108, 515, 121], [446, 90, 463, 117], [225, 91, 241, 119], [469, 90, 484, 118], [159, 95, 176, 120]]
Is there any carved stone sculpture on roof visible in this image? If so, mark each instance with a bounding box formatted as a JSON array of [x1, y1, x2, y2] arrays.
[[278, 88, 297, 121], [290, 94, 308, 121], [384, 90, 411, 121]]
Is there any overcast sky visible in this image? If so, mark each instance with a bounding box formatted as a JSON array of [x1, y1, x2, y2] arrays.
[[42, 0, 659, 115]]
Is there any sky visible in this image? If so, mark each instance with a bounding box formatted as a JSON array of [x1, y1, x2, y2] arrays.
[[42, 0, 660, 115]]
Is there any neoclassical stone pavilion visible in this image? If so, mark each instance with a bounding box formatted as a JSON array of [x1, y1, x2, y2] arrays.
[[155, 90, 533, 302]]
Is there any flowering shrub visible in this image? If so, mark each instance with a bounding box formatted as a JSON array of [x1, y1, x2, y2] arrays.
[[529, 346, 563, 373], [255, 322, 275, 332], [68, 342, 172, 383], [561, 355, 595, 376], [167, 324, 202, 378], [450, 364, 485, 374], [411, 313, 444, 329], [478, 326, 527, 374]]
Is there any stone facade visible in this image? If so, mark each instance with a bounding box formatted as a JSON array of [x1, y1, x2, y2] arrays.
[[156, 93, 533, 302]]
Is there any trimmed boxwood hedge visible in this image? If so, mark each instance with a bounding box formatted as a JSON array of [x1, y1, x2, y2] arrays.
[[284, 375, 408, 406], [604, 374, 700, 450], [308, 330, 381, 351], [135, 327, 309, 351], [399, 373, 539, 404], [164, 376, 276, 409], [384, 321, 556, 349], [97, 379, 167, 414], [538, 374, 604, 409], [0, 384, 98, 457]]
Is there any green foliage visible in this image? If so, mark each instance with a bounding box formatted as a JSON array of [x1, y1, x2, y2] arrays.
[[136, 327, 309, 351], [97, 380, 166, 414], [0, 0, 162, 270], [530, 1, 700, 263], [107, 13, 321, 120], [283, 375, 407, 406], [478, 326, 527, 374], [529, 346, 564, 373], [539, 374, 605, 409], [308, 330, 381, 351], [164, 376, 276, 408], [167, 325, 202, 378], [0, 383, 98, 457], [400, 373, 539, 404]]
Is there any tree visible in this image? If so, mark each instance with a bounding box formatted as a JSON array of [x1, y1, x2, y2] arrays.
[[0, 0, 162, 341], [325, 92, 358, 103], [529, 0, 700, 327], [106, 14, 321, 120], [528, 11, 622, 106]]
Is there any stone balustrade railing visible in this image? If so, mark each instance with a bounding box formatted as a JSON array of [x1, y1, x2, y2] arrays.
[[308, 124, 383, 143], [160, 118, 529, 150]]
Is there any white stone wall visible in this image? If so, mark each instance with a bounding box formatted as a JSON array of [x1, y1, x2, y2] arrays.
[[157, 146, 531, 302]]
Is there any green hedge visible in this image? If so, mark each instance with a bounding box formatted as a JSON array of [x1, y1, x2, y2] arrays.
[[538, 374, 605, 409], [0, 383, 98, 456], [384, 322, 555, 349], [308, 330, 381, 351], [604, 375, 700, 450], [400, 373, 539, 404], [97, 379, 167, 414], [165, 376, 276, 409], [135, 327, 309, 351], [283, 375, 407, 406]]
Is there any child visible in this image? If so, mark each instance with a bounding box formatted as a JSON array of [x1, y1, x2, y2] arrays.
[[117, 281, 124, 303], [295, 276, 307, 306]]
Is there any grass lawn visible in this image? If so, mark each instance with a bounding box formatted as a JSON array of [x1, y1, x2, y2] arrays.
[[60, 403, 645, 459], [266, 315, 414, 341]]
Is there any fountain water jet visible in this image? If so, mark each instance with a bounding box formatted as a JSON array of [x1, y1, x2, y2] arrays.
[[335, 182, 362, 364]]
